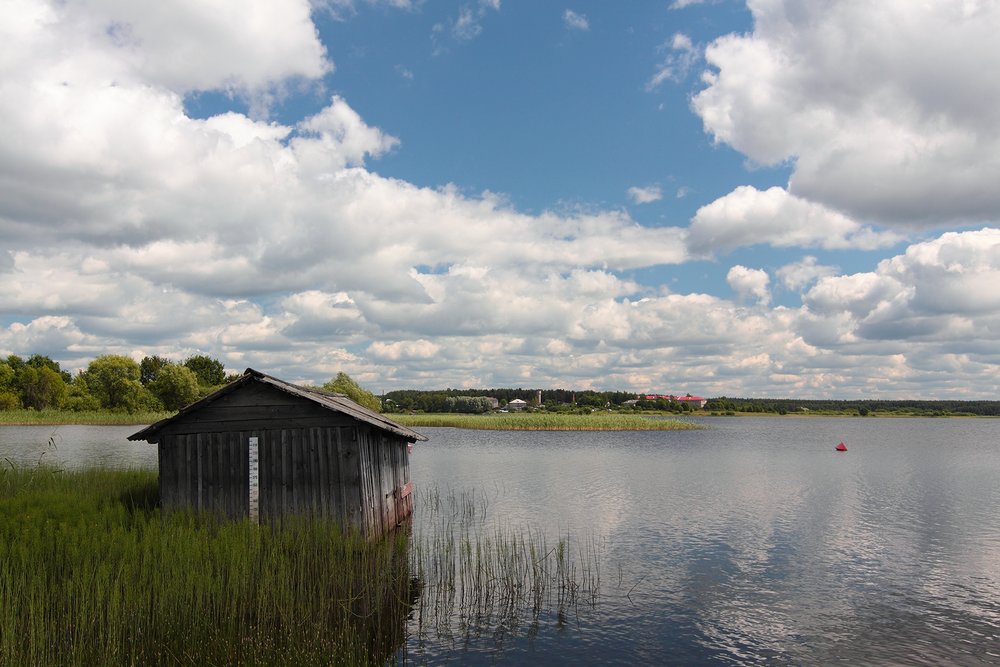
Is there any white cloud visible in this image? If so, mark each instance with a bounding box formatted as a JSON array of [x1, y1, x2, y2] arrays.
[[776, 256, 839, 291], [647, 32, 699, 90], [799, 229, 1000, 359], [627, 185, 663, 205], [449, 0, 500, 41], [2, 0, 1000, 399], [692, 0, 1000, 227], [563, 9, 589, 31], [686, 186, 902, 256], [727, 265, 771, 305], [294, 96, 401, 170]]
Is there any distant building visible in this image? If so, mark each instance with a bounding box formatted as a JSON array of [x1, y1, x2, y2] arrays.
[[506, 398, 529, 410]]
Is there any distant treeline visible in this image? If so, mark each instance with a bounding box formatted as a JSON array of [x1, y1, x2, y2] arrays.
[[706, 397, 1000, 417], [384, 389, 1000, 416], [384, 389, 693, 413]]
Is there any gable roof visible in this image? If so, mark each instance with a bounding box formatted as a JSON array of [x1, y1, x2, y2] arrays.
[[129, 368, 427, 442]]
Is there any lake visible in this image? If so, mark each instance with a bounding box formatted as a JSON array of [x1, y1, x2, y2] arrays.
[[2, 417, 999, 664]]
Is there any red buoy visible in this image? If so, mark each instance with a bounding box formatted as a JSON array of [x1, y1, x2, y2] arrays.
[[836, 442, 847, 452]]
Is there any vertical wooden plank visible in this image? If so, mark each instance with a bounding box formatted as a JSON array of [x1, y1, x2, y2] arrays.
[[317, 428, 337, 517], [292, 428, 305, 514], [306, 427, 318, 514], [207, 433, 216, 513], [329, 427, 341, 521], [180, 434, 189, 507], [196, 434, 203, 511], [227, 433, 236, 518], [158, 440, 168, 509], [259, 431, 269, 519], [317, 428, 329, 516], [281, 429, 291, 516], [270, 430, 279, 518], [335, 427, 350, 528]]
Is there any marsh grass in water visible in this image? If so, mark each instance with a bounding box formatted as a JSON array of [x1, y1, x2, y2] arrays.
[[0, 466, 413, 665], [1, 468, 607, 664], [392, 411, 700, 431], [408, 485, 604, 650]]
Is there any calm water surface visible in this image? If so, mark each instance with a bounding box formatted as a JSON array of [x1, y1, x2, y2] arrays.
[[2, 417, 999, 664]]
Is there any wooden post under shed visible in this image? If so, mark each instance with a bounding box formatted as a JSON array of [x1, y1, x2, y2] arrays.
[[129, 368, 427, 539]]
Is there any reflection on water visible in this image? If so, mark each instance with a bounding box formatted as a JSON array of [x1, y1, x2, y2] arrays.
[[407, 418, 1000, 665], [2, 418, 999, 664]]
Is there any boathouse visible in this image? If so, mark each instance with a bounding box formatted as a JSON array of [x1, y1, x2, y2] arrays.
[[129, 369, 427, 537]]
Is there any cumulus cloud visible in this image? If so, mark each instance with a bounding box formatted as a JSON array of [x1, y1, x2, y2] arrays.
[[799, 229, 1000, 358], [776, 256, 839, 291], [727, 265, 770, 305], [2, 0, 1000, 399], [627, 185, 663, 205], [563, 9, 589, 31], [692, 0, 1000, 227], [686, 186, 901, 256]]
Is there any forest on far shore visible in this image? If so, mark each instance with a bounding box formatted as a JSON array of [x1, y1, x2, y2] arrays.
[[2, 352, 998, 417], [383, 389, 1000, 417]]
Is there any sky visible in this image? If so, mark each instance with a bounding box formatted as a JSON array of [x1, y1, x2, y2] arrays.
[[1, 0, 999, 398]]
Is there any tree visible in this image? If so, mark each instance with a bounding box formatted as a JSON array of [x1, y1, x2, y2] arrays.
[[140, 355, 171, 386], [16, 366, 67, 410], [149, 364, 200, 410], [4, 355, 25, 373], [323, 372, 381, 412], [0, 362, 19, 409], [183, 355, 226, 388], [82, 355, 159, 412], [25, 354, 71, 383], [63, 373, 101, 411]]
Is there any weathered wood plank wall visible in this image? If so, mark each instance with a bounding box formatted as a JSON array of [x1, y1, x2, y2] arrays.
[[154, 381, 415, 537]]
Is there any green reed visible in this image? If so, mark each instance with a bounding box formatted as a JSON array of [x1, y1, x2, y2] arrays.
[[391, 411, 700, 431], [1, 467, 609, 664], [407, 485, 604, 645], [0, 466, 413, 665]]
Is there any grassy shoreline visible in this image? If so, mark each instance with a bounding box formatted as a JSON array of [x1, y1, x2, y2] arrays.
[[389, 412, 701, 430], [0, 409, 173, 426]]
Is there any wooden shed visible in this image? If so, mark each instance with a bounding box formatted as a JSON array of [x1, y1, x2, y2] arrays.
[[129, 369, 427, 538]]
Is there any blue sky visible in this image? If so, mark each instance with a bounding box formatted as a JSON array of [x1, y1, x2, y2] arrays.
[[1, 0, 999, 398]]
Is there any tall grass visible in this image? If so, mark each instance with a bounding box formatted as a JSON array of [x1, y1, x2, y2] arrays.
[[0, 409, 174, 425], [1, 468, 607, 663], [408, 485, 604, 647], [391, 411, 700, 431], [0, 467, 412, 665]]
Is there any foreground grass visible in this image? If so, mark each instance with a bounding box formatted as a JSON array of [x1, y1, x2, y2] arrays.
[[0, 468, 606, 665], [0, 409, 174, 425], [0, 467, 412, 666], [390, 411, 700, 431]]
